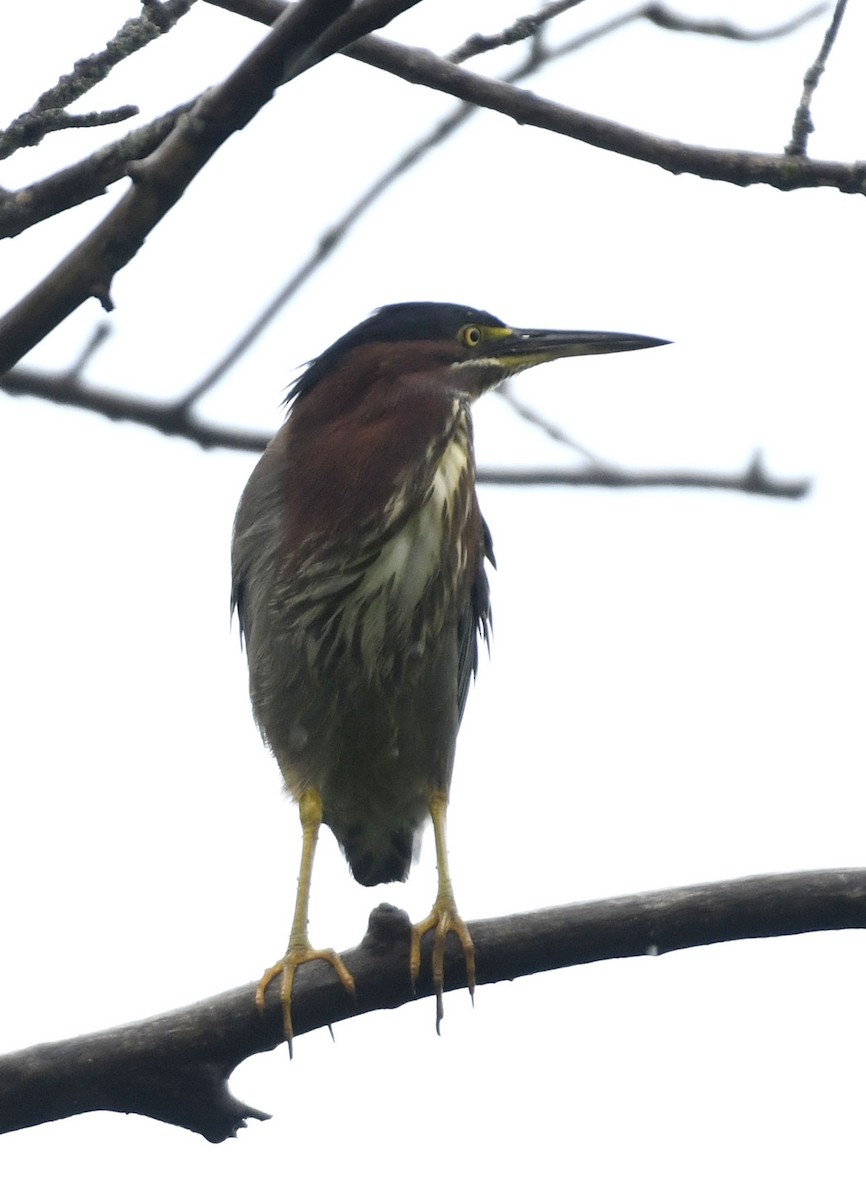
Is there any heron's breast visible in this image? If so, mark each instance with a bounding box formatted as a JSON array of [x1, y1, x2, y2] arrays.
[[348, 431, 472, 669]]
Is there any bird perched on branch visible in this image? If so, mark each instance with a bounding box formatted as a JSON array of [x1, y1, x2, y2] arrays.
[[231, 301, 667, 1049]]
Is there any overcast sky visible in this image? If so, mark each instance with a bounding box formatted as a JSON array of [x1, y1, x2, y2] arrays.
[[2, 3, 865, 1196]]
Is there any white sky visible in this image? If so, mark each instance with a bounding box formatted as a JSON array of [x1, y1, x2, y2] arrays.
[[2, 2, 865, 1196]]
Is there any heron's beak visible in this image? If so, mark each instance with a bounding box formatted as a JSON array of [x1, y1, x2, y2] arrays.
[[492, 327, 670, 370]]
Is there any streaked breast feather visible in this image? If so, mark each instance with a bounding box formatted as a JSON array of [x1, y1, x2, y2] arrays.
[[291, 418, 473, 679]]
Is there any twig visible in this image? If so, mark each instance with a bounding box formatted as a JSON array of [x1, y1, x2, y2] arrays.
[[479, 453, 810, 500], [0, 0, 195, 160], [0, 869, 863, 1140], [64, 322, 112, 378], [449, 0, 587, 63], [644, 2, 827, 42], [786, 0, 849, 156], [496, 380, 601, 461], [450, 1, 827, 65], [0, 107, 139, 158]]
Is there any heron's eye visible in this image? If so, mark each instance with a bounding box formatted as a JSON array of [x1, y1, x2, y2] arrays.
[[460, 325, 482, 348]]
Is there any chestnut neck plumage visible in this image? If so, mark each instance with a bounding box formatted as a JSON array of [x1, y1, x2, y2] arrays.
[[273, 345, 482, 683]]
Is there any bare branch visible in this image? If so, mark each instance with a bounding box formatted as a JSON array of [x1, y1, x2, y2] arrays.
[[1, 869, 862, 1140], [0, 107, 140, 159], [0, 105, 191, 241], [1, 365, 275, 453], [479, 453, 810, 500], [210, 2, 866, 196], [210, 0, 330, 21], [0, 0, 195, 160], [0, 0, 422, 375], [786, 0, 849, 157], [0, 0, 845, 444], [0, 0, 468, 245], [450, 1, 827, 65], [64, 322, 112, 378], [0, 363, 809, 500], [0, 1, 832, 243], [643, 3, 828, 43], [357, 39, 866, 195], [214, 0, 827, 45], [497, 379, 600, 461], [174, 103, 475, 408], [181, 2, 831, 402], [449, 0, 587, 63]]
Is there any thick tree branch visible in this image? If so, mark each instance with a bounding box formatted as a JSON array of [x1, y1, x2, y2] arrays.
[[210, 1, 865, 195], [0, 3, 824, 241], [1, 869, 863, 1141], [354, 40, 866, 194], [0, 0, 420, 375]]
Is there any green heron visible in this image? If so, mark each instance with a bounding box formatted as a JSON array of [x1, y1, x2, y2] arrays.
[[231, 301, 667, 1049]]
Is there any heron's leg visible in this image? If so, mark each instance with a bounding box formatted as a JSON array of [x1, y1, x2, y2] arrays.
[[410, 788, 476, 1032], [256, 786, 355, 1055]]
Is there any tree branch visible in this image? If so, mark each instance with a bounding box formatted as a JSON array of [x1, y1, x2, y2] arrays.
[[0, 0, 195, 160], [642, 2, 827, 44], [479, 453, 810, 499], [497, 379, 605, 459], [0, 364, 809, 499], [356, 39, 866, 194], [449, 0, 589, 63], [1, 2, 823, 242], [0, 364, 270, 452], [448, 1, 827, 64], [0, 0, 421, 375], [210, 1, 865, 196], [115, 1, 836, 415], [1, 869, 863, 1141], [0, 105, 192, 241], [786, 0, 849, 156]]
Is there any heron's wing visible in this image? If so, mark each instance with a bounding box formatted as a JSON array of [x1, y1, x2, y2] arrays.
[[229, 563, 247, 646], [230, 429, 290, 648], [457, 514, 494, 723]]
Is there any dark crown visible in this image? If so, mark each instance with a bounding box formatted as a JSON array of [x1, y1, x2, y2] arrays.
[[287, 302, 505, 404]]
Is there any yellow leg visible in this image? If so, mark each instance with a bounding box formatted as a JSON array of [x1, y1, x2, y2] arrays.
[[410, 788, 476, 1033], [256, 786, 355, 1055]]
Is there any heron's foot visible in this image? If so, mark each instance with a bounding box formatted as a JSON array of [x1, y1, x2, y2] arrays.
[[256, 942, 355, 1056], [410, 899, 476, 1034]]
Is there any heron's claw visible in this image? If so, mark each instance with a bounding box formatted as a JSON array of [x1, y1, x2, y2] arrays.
[[256, 943, 355, 1056], [410, 901, 476, 1033]]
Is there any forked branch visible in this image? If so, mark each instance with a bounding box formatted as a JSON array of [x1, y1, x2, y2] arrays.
[[0, 0, 421, 374]]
